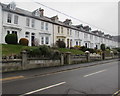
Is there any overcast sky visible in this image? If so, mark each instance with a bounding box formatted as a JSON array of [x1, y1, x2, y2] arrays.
[[0, 0, 118, 36]]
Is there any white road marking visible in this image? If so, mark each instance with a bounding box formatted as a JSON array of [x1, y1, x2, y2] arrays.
[[84, 69, 107, 77], [19, 82, 66, 96]]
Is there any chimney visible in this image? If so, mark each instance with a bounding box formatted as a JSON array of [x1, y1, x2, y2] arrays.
[[63, 19, 72, 25], [39, 8, 44, 16]]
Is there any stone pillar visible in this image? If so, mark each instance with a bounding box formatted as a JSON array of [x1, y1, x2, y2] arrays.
[[65, 52, 71, 64], [21, 50, 28, 69], [110, 51, 114, 59], [60, 53, 64, 65], [85, 51, 90, 62]]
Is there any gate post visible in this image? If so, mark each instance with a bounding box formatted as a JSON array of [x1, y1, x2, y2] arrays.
[[60, 53, 64, 65], [21, 50, 28, 69], [65, 52, 71, 64]]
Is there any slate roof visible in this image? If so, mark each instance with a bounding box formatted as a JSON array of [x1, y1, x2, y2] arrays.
[[0, 2, 114, 40]]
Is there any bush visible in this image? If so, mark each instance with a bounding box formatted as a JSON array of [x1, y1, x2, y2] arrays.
[[86, 48, 96, 53], [100, 44, 105, 51], [96, 49, 102, 55], [29, 48, 41, 56], [19, 38, 29, 46], [74, 45, 81, 50], [106, 47, 110, 50], [39, 45, 51, 57], [50, 50, 60, 59], [56, 40, 66, 48], [80, 46, 87, 52], [5, 34, 18, 44], [27, 45, 51, 57]]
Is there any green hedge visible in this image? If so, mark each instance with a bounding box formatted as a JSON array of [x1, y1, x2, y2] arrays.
[[5, 34, 18, 44]]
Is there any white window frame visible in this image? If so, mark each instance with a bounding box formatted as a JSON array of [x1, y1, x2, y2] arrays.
[[26, 18, 30, 27], [25, 32, 30, 38], [45, 22, 48, 30], [41, 37, 44, 44], [61, 26, 63, 33], [14, 15, 18, 24], [45, 37, 49, 44], [31, 19, 35, 28], [58, 26, 60, 33], [67, 28, 69, 35], [41, 21, 44, 30], [7, 13, 12, 23]]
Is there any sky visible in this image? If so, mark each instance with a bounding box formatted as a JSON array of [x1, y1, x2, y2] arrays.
[[0, 0, 118, 36]]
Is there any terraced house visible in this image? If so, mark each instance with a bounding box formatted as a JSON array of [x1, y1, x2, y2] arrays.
[[0, 2, 118, 49]]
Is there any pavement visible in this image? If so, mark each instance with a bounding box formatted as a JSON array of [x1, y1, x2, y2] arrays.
[[1, 59, 119, 95]]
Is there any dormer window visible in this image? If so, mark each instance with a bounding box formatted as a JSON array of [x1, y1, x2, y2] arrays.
[[8, 2, 16, 10], [51, 15, 59, 22], [34, 9, 40, 16], [33, 8, 44, 17]]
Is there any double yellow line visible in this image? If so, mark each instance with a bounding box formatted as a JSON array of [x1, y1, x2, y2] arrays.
[[0, 76, 24, 81]]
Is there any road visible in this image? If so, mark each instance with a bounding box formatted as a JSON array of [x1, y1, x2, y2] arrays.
[[2, 60, 119, 95]]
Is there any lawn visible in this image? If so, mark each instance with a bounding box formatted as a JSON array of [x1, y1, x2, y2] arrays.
[[2, 44, 37, 56], [58, 48, 84, 55], [1, 44, 84, 56]]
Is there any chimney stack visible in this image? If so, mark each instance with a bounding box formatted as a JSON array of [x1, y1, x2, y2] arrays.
[[39, 8, 44, 16]]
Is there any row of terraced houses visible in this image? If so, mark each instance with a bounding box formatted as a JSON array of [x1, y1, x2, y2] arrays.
[[0, 2, 118, 49]]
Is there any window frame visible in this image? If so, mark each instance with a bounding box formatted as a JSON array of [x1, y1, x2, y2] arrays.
[[7, 13, 12, 23], [26, 18, 30, 27], [31, 19, 35, 28], [14, 15, 18, 24], [45, 37, 49, 44], [45, 22, 48, 30], [41, 37, 44, 44], [41, 21, 44, 30]]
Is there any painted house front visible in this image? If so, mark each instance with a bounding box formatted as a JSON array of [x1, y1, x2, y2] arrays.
[[0, 2, 118, 49]]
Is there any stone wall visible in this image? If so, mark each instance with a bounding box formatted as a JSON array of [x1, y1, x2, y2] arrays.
[[1, 51, 118, 72]]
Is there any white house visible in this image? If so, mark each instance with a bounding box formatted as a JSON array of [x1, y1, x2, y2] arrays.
[[0, 2, 54, 46], [0, 2, 118, 49]]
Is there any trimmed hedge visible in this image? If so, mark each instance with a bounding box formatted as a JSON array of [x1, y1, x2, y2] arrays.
[[19, 38, 29, 46], [5, 34, 18, 44]]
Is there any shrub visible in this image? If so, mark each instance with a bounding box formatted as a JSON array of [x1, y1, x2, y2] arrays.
[[29, 48, 41, 56], [5, 34, 18, 44], [100, 44, 105, 51], [50, 50, 60, 59], [112, 49, 118, 55], [70, 47, 74, 49], [96, 49, 102, 55], [106, 47, 110, 50], [74, 45, 81, 50], [19, 38, 29, 46], [56, 40, 66, 48], [39, 45, 51, 57], [86, 48, 96, 53], [80, 46, 87, 52]]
